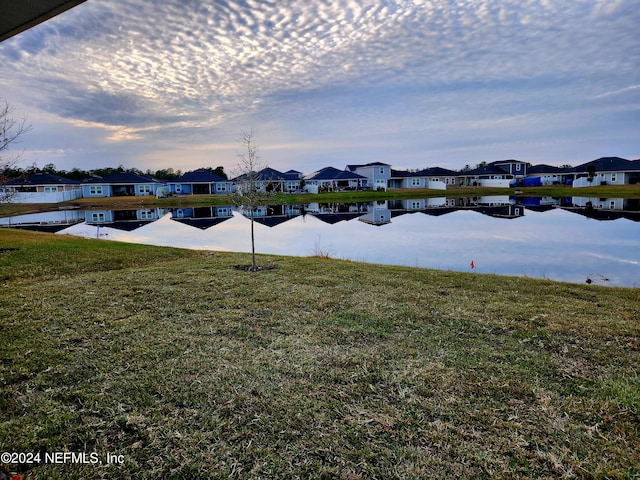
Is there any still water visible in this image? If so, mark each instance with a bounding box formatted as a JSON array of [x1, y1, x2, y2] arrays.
[[2, 196, 639, 287]]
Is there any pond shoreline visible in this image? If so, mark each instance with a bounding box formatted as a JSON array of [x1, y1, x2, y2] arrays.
[[2, 184, 639, 217]]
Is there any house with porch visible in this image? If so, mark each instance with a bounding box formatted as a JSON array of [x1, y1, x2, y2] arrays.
[[1, 173, 83, 203], [455, 164, 516, 187], [169, 169, 231, 195], [570, 157, 640, 188], [304, 167, 368, 192], [388, 168, 448, 190], [231, 167, 302, 193], [82, 172, 166, 198], [525, 164, 572, 186]]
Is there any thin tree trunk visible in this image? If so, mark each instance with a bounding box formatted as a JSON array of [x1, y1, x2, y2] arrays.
[[250, 207, 256, 270]]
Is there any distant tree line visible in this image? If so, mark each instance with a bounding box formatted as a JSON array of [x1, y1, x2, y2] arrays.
[[0, 163, 228, 181]]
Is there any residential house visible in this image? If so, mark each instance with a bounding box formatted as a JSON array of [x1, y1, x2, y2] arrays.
[[346, 162, 391, 191], [571, 157, 640, 187], [456, 164, 515, 187], [304, 167, 367, 192], [1, 173, 83, 203], [82, 172, 166, 198], [169, 169, 231, 195], [491, 159, 529, 178], [525, 164, 572, 186], [388, 168, 448, 190], [232, 167, 302, 193]]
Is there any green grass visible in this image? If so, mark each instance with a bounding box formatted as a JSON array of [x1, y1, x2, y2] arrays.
[[1, 229, 639, 479]]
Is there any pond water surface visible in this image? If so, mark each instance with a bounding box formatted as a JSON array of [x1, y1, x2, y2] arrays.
[[2, 196, 639, 287]]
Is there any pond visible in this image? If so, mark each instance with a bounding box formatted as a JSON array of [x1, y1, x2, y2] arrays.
[[2, 195, 639, 287]]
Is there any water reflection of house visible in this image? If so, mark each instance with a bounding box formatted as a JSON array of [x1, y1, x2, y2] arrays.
[[0, 210, 84, 232], [237, 204, 304, 227], [170, 206, 233, 229], [560, 197, 640, 221], [358, 201, 391, 226], [305, 202, 368, 224], [85, 209, 166, 230]]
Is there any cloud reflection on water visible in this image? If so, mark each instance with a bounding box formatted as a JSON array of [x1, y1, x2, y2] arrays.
[[54, 202, 640, 287]]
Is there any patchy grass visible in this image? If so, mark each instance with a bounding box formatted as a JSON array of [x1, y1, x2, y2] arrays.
[[1, 230, 639, 479]]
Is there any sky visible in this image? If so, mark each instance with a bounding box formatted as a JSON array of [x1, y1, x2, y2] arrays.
[[1, 0, 639, 175]]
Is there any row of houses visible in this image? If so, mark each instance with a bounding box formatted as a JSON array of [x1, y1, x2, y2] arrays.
[[2, 157, 639, 204]]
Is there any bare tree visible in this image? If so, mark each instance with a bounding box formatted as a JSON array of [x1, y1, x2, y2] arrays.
[[1, 98, 31, 203], [231, 129, 277, 271]]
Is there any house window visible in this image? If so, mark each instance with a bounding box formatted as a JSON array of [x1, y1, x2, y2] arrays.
[[44, 186, 58, 192], [91, 213, 105, 222], [610, 201, 615, 209], [516, 164, 521, 171], [89, 186, 103, 195], [611, 173, 616, 182], [139, 185, 152, 194], [217, 183, 227, 192], [411, 178, 421, 186], [139, 210, 154, 220]]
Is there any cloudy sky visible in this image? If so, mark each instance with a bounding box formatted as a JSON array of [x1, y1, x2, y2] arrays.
[[1, 0, 638, 175]]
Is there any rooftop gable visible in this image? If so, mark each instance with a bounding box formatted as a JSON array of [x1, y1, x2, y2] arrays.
[[572, 157, 632, 173], [90, 172, 161, 184], [307, 166, 366, 181], [176, 169, 226, 183], [6, 173, 81, 185]]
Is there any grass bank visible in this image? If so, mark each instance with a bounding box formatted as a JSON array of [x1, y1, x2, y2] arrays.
[[1, 229, 639, 479]]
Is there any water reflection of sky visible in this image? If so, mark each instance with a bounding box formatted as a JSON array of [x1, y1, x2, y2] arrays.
[[55, 205, 639, 288]]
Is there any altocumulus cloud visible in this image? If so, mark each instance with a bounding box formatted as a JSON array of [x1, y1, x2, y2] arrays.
[[0, 0, 638, 171]]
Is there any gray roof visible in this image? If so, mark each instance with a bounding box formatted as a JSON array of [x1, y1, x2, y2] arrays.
[[6, 173, 81, 185], [89, 172, 162, 184]]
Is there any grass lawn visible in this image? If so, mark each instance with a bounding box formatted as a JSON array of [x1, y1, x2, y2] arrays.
[[1, 228, 639, 479]]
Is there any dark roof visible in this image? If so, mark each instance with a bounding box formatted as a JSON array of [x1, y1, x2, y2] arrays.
[[6, 173, 81, 185], [306, 167, 366, 181], [175, 169, 226, 183], [457, 164, 514, 176], [0, 0, 88, 42], [527, 164, 571, 174], [346, 162, 390, 171], [232, 167, 287, 182], [415, 166, 457, 176], [571, 157, 634, 173], [89, 172, 161, 184]]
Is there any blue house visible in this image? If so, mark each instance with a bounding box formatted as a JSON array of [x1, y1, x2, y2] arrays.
[[169, 169, 231, 195], [82, 172, 166, 198]]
